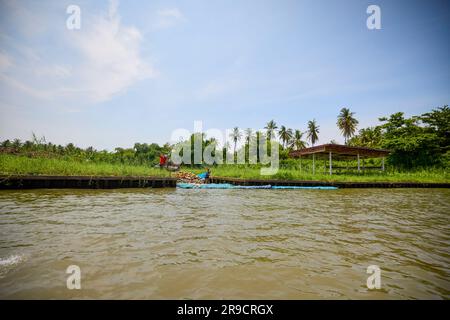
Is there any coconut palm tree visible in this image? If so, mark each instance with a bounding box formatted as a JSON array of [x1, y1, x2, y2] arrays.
[[244, 128, 253, 146], [337, 107, 359, 144], [307, 120, 320, 146], [289, 130, 307, 150], [229, 127, 242, 156], [264, 120, 278, 141], [278, 125, 293, 149]]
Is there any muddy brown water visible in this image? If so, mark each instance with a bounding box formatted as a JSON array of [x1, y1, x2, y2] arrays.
[[0, 188, 449, 299]]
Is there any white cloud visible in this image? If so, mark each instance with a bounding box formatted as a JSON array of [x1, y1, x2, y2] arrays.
[[155, 8, 184, 29], [65, 0, 157, 102], [0, 0, 156, 105]]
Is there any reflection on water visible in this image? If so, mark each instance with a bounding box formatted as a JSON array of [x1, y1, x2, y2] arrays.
[[0, 188, 449, 299]]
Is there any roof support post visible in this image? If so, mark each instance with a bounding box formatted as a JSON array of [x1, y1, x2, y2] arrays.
[[329, 151, 332, 175], [382, 157, 385, 171]]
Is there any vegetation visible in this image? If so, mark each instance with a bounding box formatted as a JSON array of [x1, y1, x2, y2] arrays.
[[337, 107, 359, 144], [198, 164, 449, 183], [307, 120, 320, 146], [264, 120, 278, 141], [349, 106, 450, 168], [0, 154, 170, 177], [0, 106, 448, 182]]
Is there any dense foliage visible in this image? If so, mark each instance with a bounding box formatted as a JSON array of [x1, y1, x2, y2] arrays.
[[0, 134, 171, 166], [349, 106, 449, 168], [1, 106, 448, 170]]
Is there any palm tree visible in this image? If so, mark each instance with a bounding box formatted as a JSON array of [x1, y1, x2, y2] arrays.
[[289, 130, 307, 150], [278, 125, 293, 148], [12, 138, 22, 149], [244, 128, 253, 146], [359, 127, 381, 148], [337, 107, 359, 144], [307, 120, 320, 146], [264, 120, 278, 141], [229, 127, 242, 156]]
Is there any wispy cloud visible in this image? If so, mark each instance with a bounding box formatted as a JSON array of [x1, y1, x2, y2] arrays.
[[0, 0, 156, 105], [155, 8, 184, 29], [65, 0, 157, 102]]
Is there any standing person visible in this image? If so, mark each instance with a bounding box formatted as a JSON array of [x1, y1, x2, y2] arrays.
[[159, 153, 167, 168]]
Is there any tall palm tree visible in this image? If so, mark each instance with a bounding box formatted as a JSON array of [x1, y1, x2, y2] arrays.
[[337, 107, 359, 144], [244, 128, 253, 146], [289, 129, 307, 150], [278, 125, 293, 148], [307, 120, 320, 146], [229, 127, 242, 155], [264, 120, 278, 141]]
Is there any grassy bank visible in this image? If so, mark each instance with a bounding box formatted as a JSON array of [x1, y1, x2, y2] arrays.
[[1, 154, 448, 183], [0, 154, 171, 177], [191, 165, 449, 183]]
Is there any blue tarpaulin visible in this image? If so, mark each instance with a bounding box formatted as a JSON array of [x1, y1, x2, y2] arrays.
[[177, 183, 337, 190]]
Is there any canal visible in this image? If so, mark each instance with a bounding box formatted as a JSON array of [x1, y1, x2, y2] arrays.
[[0, 188, 449, 299]]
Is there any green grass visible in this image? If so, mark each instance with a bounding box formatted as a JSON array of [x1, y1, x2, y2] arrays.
[[0, 154, 171, 177], [1, 154, 448, 183], [193, 165, 449, 183]]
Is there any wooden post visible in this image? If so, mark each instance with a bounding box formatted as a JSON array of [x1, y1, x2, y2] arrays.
[[382, 157, 385, 171], [312, 154, 315, 175], [357, 153, 360, 173], [329, 151, 332, 175]]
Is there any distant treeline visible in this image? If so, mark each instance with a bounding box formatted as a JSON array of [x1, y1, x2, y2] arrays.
[[0, 135, 171, 166], [1, 106, 448, 169]]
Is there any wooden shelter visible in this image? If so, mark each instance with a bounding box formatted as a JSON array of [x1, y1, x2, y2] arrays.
[[289, 144, 390, 175]]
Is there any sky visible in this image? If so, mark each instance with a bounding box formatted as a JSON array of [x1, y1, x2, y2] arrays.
[[0, 0, 449, 150]]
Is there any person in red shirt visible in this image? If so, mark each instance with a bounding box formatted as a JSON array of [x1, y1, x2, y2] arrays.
[[159, 154, 167, 167]]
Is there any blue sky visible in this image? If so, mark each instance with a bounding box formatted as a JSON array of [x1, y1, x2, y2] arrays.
[[0, 0, 449, 150]]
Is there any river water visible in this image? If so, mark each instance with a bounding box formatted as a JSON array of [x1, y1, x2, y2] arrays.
[[0, 188, 449, 299]]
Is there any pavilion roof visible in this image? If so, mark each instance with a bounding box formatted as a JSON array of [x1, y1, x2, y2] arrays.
[[289, 144, 390, 159]]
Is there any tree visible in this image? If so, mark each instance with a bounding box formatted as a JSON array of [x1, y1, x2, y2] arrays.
[[278, 125, 293, 149], [289, 130, 307, 150], [229, 127, 242, 156], [379, 112, 440, 168], [337, 107, 359, 144], [244, 128, 253, 146], [420, 105, 450, 154], [307, 120, 320, 146], [12, 138, 22, 149], [264, 120, 278, 141]]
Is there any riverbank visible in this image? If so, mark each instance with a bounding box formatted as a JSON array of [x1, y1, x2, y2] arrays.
[[190, 166, 449, 183], [1, 174, 449, 189], [1, 154, 449, 185], [0, 175, 177, 189], [0, 154, 170, 177], [210, 176, 450, 189]]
